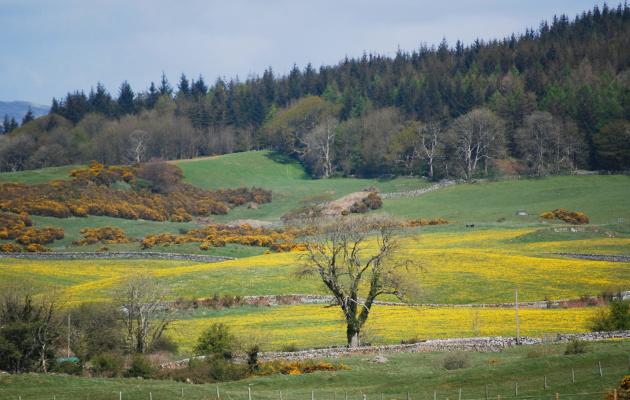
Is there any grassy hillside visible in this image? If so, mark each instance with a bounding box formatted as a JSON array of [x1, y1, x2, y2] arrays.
[[382, 175, 630, 225], [0, 164, 76, 184], [175, 151, 432, 222], [1, 341, 628, 399]]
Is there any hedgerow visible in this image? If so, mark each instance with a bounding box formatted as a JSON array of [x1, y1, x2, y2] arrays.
[[142, 224, 309, 252]]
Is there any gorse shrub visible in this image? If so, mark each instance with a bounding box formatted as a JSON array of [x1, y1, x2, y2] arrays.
[[73, 227, 131, 245], [91, 352, 125, 378], [0, 162, 272, 222], [564, 339, 589, 355], [126, 354, 155, 378], [142, 224, 309, 252], [539, 208, 589, 224], [442, 352, 470, 370], [194, 323, 236, 360], [349, 192, 383, 214]]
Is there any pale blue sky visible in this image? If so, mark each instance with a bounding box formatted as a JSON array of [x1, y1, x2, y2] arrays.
[[0, 0, 602, 104]]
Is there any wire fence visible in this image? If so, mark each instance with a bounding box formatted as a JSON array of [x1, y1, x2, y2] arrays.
[[1, 358, 628, 400]]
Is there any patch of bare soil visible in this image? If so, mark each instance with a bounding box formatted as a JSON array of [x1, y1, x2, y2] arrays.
[[320, 190, 375, 217]]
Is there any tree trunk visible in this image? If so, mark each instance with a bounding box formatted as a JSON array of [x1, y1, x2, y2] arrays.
[[347, 325, 360, 348]]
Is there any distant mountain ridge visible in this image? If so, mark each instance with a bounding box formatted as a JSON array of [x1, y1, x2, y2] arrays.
[[0, 101, 49, 122]]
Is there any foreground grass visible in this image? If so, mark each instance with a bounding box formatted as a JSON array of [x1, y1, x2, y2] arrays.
[[1, 341, 628, 400], [168, 304, 597, 353]]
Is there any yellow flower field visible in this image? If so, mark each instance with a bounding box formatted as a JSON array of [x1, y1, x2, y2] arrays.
[[1, 227, 628, 305], [167, 304, 597, 353]]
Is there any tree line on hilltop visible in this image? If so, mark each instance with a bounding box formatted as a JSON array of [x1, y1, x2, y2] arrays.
[[1, 3, 629, 178]]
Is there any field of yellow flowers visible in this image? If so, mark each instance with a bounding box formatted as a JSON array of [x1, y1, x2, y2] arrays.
[[167, 304, 597, 352], [1, 227, 629, 305]]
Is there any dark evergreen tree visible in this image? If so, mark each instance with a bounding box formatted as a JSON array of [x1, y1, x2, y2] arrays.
[[89, 82, 115, 116], [145, 81, 160, 109], [158, 72, 173, 96], [177, 74, 191, 97], [21, 108, 35, 125], [191, 75, 208, 98], [117, 81, 136, 116]]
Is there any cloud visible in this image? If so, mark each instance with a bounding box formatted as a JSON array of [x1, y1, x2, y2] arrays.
[[0, 0, 601, 103]]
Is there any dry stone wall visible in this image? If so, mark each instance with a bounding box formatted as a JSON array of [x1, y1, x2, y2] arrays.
[[0, 251, 232, 263]]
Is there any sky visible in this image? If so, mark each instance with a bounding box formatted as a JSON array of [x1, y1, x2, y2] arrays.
[[0, 0, 603, 105]]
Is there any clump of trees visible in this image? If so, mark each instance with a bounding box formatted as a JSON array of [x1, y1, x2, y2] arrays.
[[1, 4, 629, 175], [0, 275, 177, 376], [591, 300, 630, 331]]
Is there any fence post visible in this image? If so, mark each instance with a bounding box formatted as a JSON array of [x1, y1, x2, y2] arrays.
[[150, 392, 153, 400], [515, 382, 518, 397], [217, 387, 220, 400], [614, 389, 619, 400], [406, 392, 410, 400], [249, 386, 252, 400], [599, 361, 603, 377], [119, 392, 122, 400], [433, 391, 436, 400], [544, 376, 548, 390], [571, 368, 575, 384], [555, 393, 559, 400], [458, 388, 462, 400], [485, 384, 489, 400], [279, 391, 283, 400]]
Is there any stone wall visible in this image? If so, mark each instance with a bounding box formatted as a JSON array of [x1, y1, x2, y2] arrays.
[[0, 251, 232, 263], [160, 330, 630, 369]]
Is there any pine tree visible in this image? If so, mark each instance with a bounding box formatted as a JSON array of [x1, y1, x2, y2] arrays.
[[177, 74, 190, 97], [191, 75, 208, 98], [1, 115, 9, 134], [117, 81, 136, 116], [159, 72, 173, 96], [21, 107, 35, 125], [146, 82, 159, 109], [50, 98, 61, 115], [89, 82, 115, 116]]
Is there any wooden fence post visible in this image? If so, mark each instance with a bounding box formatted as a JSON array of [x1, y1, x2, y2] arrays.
[[515, 382, 518, 397], [572, 368, 575, 384], [599, 361, 603, 377], [248, 386, 252, 400], [217, 387, 220, 400], [544, 376, 548, 390], [458, 388, 462, 400]]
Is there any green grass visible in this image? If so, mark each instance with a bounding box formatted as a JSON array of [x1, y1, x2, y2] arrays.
[[381, 175, 630, 225], [0, 341, 627, 400], [0, 164, 78, 184], [175, 151, 432, 222]]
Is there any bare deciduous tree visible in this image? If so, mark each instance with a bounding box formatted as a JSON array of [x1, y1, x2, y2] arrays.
[[299, 215, 421, 347], [449, 108, 505, 181], [300, 116, 339, 178], [420, 121, 443, 179], [116, 274, 174, 354], [128, 129, 149, 164]]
